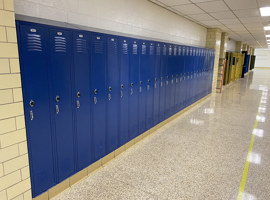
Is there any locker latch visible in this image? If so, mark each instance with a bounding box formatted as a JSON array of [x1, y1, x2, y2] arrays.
[[108, 93, 111, 101], [94, 96, 97, 104], [56, 105, 59, 114], [30, 111, 34, 121], [77, 100, 80, 109]]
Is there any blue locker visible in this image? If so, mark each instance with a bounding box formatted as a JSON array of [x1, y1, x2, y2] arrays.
[[17, 23, 55, 197], [138, 41, 147, 134], [165, 45, 172, 119], [175, 45, 182, 111], [106, 36, 119, 153], [182, 46, 187, 109], [72, 31, 92, 171], [119, 38, 130, 144], [128, 39, 139, 140], [185, 46, 190, 107], [159, 44, 167, 122], [145, 42, 155, 130], [171, 45, 177, 115], [91, 33, 107, 161], [49, 28, 75, 181], [153, 43, 161, 125]]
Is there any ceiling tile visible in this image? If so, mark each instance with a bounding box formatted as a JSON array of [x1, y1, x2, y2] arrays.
[[156, 0, 191, 6], [190, 0, 219, 3], [239, 17, 262, 23], [188, 13, 214, 21], [210, 11, 235, 19], [233, 9, 260, 18], [219, 18, 240, 25], [201, 20, 222, 26], [257, 0, 270, 7], [226, 24, 247, 31], [197, 1, 229, 12], [173, 4, 205, 15], [224, 0, 258, 10]]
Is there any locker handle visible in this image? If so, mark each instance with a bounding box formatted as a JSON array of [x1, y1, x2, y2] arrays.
[[140, 86, 142, 93], [77, 100, 80, 108], [147, 85, 150, 91], [131, 88, 133, 95], [108, 93, 111, 101], [121, 91, 123, 98], [94, 96, 97, 104], [30, 110, 34, 121], [56, 105, 59, 114]]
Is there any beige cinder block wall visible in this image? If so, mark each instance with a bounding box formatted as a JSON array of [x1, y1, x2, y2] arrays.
[[0, 0, 32, 199], [206, 28, 222, 93]]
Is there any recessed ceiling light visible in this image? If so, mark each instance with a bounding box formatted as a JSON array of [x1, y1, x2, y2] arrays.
[[264, 26, 270, 30], [260, 7, 270, 16]]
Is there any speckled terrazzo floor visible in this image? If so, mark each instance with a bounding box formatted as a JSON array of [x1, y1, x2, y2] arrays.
[[53, 69, 270, 200]]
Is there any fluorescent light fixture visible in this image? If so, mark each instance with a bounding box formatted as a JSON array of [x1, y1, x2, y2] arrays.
[[266, 35, 270, 37], [260, 7, 270, 16], [264, 26, 270, 30]]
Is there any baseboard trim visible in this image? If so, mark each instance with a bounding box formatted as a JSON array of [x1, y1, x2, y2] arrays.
[[33, 93, 211, 200]]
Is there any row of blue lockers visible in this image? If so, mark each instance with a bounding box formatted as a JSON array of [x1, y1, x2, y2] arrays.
[[16, 20, 215, 197]]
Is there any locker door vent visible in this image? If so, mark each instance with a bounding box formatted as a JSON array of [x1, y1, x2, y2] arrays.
[[174, 47, 177, 56], [163, 46, 167, 56], [94, 39, 104, 54], [109, 40, 117, 54], [27, 34, 42, 52], [156, 46, 161, 56], [168, 46, 172, 56], [122, 43, 128, 55], [132, 44, 138, 55], [76, 38, 87, 53], [150, 45, 154, 55], [142, 44, 146, 55], [54, 36, 66, 53], [178, 47, 182, 56]]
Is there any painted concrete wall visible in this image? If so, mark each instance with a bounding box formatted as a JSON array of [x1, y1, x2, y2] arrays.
[[14, 0, 207, 47], [226, 38, 236, 52], [254, 49, 270, 68]]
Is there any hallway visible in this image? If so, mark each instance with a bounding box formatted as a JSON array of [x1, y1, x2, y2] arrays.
[[53, 69, 270, 200]]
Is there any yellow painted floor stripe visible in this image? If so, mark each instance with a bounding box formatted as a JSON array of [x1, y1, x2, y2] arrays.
[[237, 96, 262, 200]]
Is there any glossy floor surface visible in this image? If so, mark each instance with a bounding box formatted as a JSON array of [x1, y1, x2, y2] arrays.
[[53, 69, 270, 200]]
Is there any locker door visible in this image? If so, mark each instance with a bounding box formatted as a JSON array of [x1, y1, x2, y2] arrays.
[[119, 38, 129, 144], [91, 33, 107, 161], [165, 45, 172, 119], [139, 41, 147, 134], [49, 28, 74, 181], [106, 36, 119, 153], [159, 44, 167, 122], [175, 45, 181, 111], [182, 46, 187, 109], [73, 32, 91, 171], [185, 46, 190, 107], [179, 45, 185, 110], [17, 23, 55, 197], [171, 45, 177, 115], [146, 42, 155, 130], [129, 39, 139, 140], [153, 43, 161, 125]]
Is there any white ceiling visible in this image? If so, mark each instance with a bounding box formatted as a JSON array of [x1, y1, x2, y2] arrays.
[[149, 0, 270, 48]]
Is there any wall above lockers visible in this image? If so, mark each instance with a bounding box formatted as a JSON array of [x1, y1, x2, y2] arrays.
[[226, 38, 236, 52], [254, 49, 270, 68], [14, 0, 207, 47]]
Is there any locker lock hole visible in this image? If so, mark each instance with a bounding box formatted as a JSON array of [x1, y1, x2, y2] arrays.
[[94, 89, 98, 94], [109, 86, 112, 92], [148, 80, 150, 83], [131, 83, 134, 87], [29, 100, 35, 107], [77, 92, 81, 98], [56, 96, 60, 102], [140, 81, 143, 85], [121, 84, 124, 89]]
